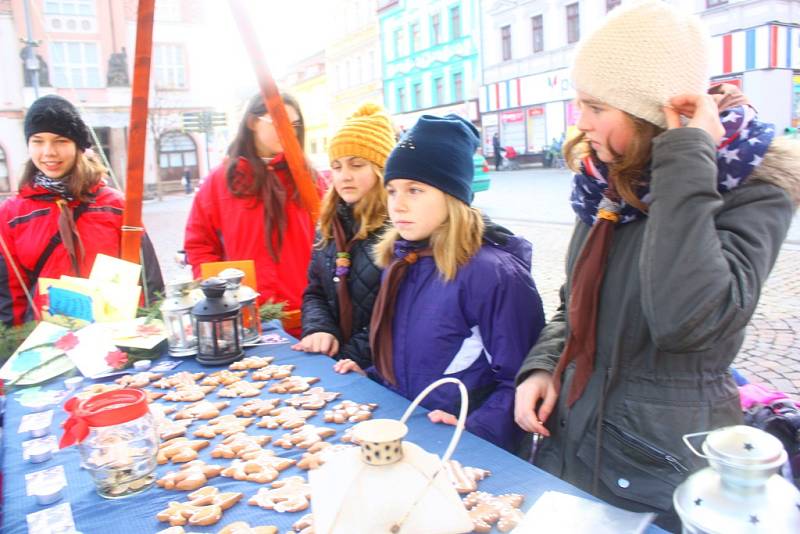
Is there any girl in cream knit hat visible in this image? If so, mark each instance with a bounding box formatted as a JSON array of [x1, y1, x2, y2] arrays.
[[514, 0, 800, 529], [293, 103, 396, 372]]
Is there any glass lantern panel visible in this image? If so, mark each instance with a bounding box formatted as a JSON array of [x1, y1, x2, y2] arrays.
[[240, 302, 260, 341], [217, 319, 240, 353], [198, 321, 216, 355]]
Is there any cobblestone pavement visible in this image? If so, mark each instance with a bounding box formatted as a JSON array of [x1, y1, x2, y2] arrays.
[[143, 192, 800, 399]]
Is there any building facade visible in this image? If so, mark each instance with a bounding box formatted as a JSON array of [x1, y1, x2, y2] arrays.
[[379, 0, 482, 130], [1, 0, 223, 198], [480, 0, 800, 158], [283, 51, 330, 171]]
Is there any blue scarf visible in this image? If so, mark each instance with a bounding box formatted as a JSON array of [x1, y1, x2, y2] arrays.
[[570, 106, 775, 226]]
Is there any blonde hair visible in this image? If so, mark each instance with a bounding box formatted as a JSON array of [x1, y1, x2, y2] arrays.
[[563, 112, 663, 212], [374, 194, 484, 281], [317, 165, 388, 247], [20, 149, 107, 201]]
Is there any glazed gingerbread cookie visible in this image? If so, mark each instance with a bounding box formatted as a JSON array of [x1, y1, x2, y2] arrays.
[[193, 415, 254, 438], [163, 384, 217, 402], [157, 437, 211, 464], [218, 522, 279, 534], [445, 459, 491, 494], [247, 476, 312, 513], [157, 417, 193, 441], [211, 432, 271, 459], [152, 371, 206, 389], [251, 364, 295, 381], [229, 356, 275, 370], [463, 491, 524, 533], [273, 424, 336, 449], [323, 400, 377, 423], [234, 398, 282, 417], [217, 380, 266, 398], [156, 486, 242, 527], [290, 514, 314, 534], [296, 442, 355, 470], [256, 406, 317, 430], [115, 371, 163, 388], [284, 386, 340, 409], [75, 383, 122, 400], [157, 460, 224, 491], [174, 400, 231, 421], [221, 450, 296, 484], [201, 370, 247, 387], [268, 376, 320, 394]]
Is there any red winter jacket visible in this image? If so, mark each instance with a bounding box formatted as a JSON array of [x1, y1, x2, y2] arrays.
[[0, 181, 164, 325], [184, 155, 319, 314]]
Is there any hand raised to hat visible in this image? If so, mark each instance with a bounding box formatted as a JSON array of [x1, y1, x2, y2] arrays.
[[708, 83, 750, 112], [663, 94, 725, 145]]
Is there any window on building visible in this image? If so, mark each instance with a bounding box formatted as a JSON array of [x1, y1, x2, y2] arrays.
[[411, 22, 421, 52], [413, 82, 423, 109], [158, 131, 197, 182], [0, 146, 10, 193], [397, 86, 406, 112], [154, 44, 186, 89], [44, 0, 95, 16], [501, 25, 512, 61], [434, 77, 444, 105], [531, 15, 544, 53], [450, 5, 461, 39], [394, 28, 404, 58], [367, 50, 376, 80], [154, 0, 180, 21], [50, 41, 101, 88], [566, 3, 580, 44], [606, 0, 621, 11], [452, 72, 463, 102], [432, 13, 441, 46], [93, 126, 111, 169], [706, 0, 728, 7]]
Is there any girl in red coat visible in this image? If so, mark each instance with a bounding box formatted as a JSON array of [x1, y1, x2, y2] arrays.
[[184, 93, 319, 335], [0, 95, 164, 325]]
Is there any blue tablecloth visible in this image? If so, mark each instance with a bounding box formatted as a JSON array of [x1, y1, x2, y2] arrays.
[[2, 325, 668, 533]]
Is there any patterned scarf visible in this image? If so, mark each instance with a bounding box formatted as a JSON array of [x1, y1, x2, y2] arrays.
[[557, 106, 775, 407], [570, 105, 775, 225], [33, 171, 85, 275]]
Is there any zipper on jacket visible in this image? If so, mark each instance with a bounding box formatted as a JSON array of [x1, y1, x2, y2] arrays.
[[603, 420, 689, 474]]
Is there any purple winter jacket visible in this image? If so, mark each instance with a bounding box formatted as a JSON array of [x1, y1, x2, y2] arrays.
[[369, 225, 545, 451]]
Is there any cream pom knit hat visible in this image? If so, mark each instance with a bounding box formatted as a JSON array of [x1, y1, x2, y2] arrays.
[[571, 0, 710, 128]]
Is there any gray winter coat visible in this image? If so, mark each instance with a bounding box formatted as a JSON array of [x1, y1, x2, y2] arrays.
[[516, 128, 800, 527]]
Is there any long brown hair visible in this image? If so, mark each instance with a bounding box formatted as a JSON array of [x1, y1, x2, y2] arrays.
[[317, 164, 388, 247], [20, 149, 107, 201], [225, 92, 306, 260], [563, 113, 663, 212], [374, 195, 484, 281]]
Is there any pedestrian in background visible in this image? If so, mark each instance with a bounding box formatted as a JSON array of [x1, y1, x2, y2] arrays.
[[492, 131, 504, 171], [293, 103, 395, 371], [181, 167, 192, 194], [513, 1, 799, 529], [339, 114, 545, 452], [0, 95, 164, 325], [184, 93, 320, 336]]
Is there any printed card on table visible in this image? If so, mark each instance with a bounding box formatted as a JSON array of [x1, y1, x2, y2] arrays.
[[25, 465, 67, 496], [18, 410, 53, 434], [89, 253, 141, 286], [105, 317, 167, 350], [62, 323, 121, 378], [22, 435, 59, 461], [0, 322, 74, 385], [26, 502, 76, 534]]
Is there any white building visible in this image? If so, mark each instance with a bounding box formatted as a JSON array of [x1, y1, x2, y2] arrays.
[[479, 0, 800, 160]]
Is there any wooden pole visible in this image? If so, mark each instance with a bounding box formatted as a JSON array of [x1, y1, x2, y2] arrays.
[[228, 0, 319, 222], [120, 0, 155, 263]]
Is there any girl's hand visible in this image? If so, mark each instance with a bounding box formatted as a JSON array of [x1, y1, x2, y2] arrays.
[[663, 94, 725, 144], [428, 409, 458, 426], [333, 358, 365, 375], [514, 370, 558, 437], [291, 332, 340, 356], [708, 83, 749, 112]]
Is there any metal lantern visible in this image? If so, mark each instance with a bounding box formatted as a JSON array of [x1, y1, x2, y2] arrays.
[[191, 278, 244, 366], [674, 425, 800, 533], [159, 279, 199, 357], [218, 268, 261, 344]]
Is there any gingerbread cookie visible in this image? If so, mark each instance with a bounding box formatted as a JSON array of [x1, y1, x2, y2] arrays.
[[229, 356, 275, 370], [76, 383, 122, 400], [115, 371, 163, 388], [174, 400, 231, 421], [157, 437, 211, 464], [163, 384, 217, 402], [217, 380, 266, 398], [445, 460, 491, 494], [248, 476, 312, 513], [158, 417, 193, 441], [291, 514, 314, 534], [297, 442, 354, 470], [200, 369, 247, 387], [218, 522, 279, 534], [256, 406, 317, 430], [323, 400, 377, 423], [211, 433, 271, 459], [251, 364, 295, 381], [268, 376, 320, 394], [193, 415, 254, 438], [152, 371, 206, 389], [340, 427, 361, 444], [284, 387, 340, 409], [157, 460, 224, 491], [234, 398, 282, 417], [221, 450, 295, 484], [273, 424, 336, 449], [462, 491, 524, 533], [156, 486, 242, 527]]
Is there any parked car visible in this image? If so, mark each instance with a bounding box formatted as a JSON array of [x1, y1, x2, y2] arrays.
[[472, 153, 491, 193]]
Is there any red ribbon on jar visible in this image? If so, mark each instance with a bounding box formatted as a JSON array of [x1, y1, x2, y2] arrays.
[[59, 388, 149, 449]]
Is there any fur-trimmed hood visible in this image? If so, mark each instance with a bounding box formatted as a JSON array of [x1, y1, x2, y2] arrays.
[[750, 136, 800, 208]]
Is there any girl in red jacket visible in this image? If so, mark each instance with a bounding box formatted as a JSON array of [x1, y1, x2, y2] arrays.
[[0, 95, 164, 325], [184, 93, 318, 335]]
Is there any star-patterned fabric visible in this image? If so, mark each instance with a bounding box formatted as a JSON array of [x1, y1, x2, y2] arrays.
[[570, 105, 775, 226]]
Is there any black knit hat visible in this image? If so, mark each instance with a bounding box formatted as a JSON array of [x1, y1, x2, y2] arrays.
[[24, 95, 92, 150], [384, 114, 479, 205]]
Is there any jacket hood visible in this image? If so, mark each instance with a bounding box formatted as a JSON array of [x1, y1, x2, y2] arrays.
[[750, 136, 800, 208], [482, 215, 533, 271]]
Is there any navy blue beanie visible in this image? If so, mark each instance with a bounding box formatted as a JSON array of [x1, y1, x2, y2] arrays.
[[384, 114, 480, 205]]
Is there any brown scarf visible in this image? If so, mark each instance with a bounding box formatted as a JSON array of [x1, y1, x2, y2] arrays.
[[332, 215, 356, 342], [55, 199, 85, 276], [553, 188, 621, 407], [369, 245, 432, 385]]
